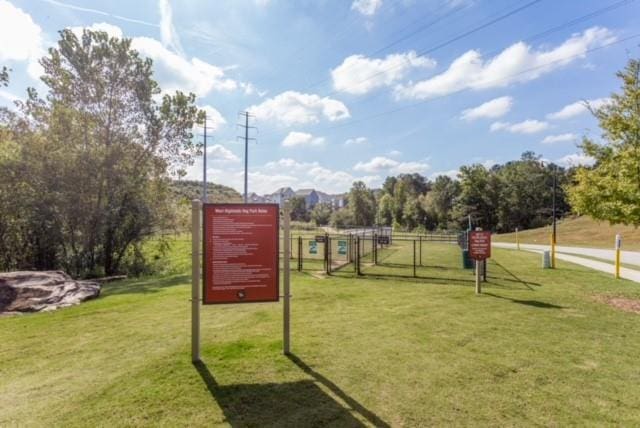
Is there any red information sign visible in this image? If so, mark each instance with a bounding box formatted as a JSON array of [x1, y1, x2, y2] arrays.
[[203, 203, 279, 304], [469, 231, 491, 260]]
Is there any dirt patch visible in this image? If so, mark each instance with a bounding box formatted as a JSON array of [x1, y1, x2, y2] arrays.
[[593, 295, 640, 314]]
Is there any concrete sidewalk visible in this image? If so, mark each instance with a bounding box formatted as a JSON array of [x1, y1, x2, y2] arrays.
[[494, 242, 640, 267], [493, 242, 640, 283]]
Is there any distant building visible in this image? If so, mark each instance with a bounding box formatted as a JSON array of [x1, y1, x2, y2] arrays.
[[294, 189, 319, 209], [317, 191, 347, 209], [247, 192, 267, 203], [269, 187, 295, 207]]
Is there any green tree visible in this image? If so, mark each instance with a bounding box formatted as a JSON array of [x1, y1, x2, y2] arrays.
[[421, 175, 460, 230], [310, 203, 332, 226], [376, 193, 394, 226], [289, 196, 309, 222], [0, 29, 203, 275], [453, 165, 500, 231], [0, 66, 8, 86], [569, 58, 640, 226], [330, 208, 354, 229], [348, 181, 376, 226]]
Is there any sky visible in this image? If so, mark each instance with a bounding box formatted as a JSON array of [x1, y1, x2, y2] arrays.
[[1, 0, 639, 195]]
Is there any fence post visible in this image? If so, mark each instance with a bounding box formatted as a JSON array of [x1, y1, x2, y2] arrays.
[[298, 236, 302, 271], [191, 199, 201, 363], [356, 236, 361, 275], [413, 240, 417, 278], [326, 236, 331, 275], [419, 235, 423, 266], [475, 260, 481, 294]]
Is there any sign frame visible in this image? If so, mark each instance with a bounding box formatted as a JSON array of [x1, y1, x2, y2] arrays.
[[469, 230, 491, 260], [202, 203, 280, 305], [315, 235, 327, 243]]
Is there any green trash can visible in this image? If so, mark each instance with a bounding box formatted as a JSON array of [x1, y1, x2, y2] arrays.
[[462, 249, 474, 269]]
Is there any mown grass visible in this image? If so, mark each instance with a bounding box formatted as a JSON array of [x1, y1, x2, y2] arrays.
[[495, 216, 640, 250], [1, 239, 640, 426]]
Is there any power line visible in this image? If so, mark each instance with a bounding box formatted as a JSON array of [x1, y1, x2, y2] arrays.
[[258, 0, 637, 136], [320, 0, 544, 99], [265, 33, 640, 138]]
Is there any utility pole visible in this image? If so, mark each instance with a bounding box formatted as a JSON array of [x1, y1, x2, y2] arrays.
[[237, 112, 256, 203], [551, 164, 557, 268], [198, 113, 216, 202]]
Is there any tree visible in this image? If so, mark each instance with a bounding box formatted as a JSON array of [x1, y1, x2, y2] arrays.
[[289, 196, 309, 222], [330, 208, 354, 229], [310, 203, 332, 226], [348, 181, 376, 226], [0, 29, 203, 276], [569, 58, 640, 226], [0, 66, 8, 86], [421, 175, 460, 230], [453, 165, 500, 231], [376, 193, 394, 226]]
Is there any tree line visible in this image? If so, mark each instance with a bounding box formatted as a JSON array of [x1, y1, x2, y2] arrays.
[[1, 26, 638, 276]]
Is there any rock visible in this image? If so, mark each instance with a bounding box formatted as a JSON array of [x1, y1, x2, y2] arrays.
[[0, 271, 100, 314]]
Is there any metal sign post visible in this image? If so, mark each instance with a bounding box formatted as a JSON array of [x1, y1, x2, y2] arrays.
[[191, 199, 202, 363], [283, 202, 291, 355], [469, 229, 492, 295]]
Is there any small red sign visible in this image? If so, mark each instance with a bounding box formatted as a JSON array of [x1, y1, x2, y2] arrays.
[[469, 231, 491, 260], [203, 204, 279, 304]]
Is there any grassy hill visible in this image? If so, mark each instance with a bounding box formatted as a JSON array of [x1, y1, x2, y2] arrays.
[[495, 216, 640, 250], [171, 180, 242, 203]]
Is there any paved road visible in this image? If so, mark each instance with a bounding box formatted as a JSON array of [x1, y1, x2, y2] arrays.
[[493, 242, 640, 283], [494, 242, 640, 267]]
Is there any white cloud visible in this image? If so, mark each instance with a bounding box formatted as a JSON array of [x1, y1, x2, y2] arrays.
[[353, 156, 429, 174], [63, 21, 243, 97], [345, 137, 368, 146], [158, 0, 183, 55], [249, 91, 350, 127], [0, 0, 45, 80], [351, 0, 383, 16], [541, 133, 577, 144], [461, 96, 513, 121], [354, 156, 399, 172], [69, 22, 123, 39], [546, 97, 611, 120], [490, 119, 549, 134], [206, 144, 239, 163], [556, 153, 595, 167], [331, 51, 435, 95], [200, 105, 226, 132], [387, 150, 402, 157], [281, 131, 326, 148], [395, 27, 615, 100], [131, 36, 238, 95]]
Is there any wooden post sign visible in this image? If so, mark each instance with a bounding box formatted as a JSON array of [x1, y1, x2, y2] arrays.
[[469, 230, 491, 295], [469, 231, 491, 260], [203, 203, 279, 304]]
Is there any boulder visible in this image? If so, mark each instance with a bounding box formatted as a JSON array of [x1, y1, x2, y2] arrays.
[[0, 271, 100, 314]]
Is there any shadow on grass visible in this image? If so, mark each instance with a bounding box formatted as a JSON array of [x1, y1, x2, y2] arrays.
[[490, 261, 540, 290], [194, 360, 371, 427], [286, 354, 391, 428], [101, 274, 189, 296], [484, 292, 564, 309]]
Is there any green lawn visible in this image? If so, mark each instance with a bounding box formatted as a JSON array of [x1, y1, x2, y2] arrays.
[[2, 239, 640, 426]]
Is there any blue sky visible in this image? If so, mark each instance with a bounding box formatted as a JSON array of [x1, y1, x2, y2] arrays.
[[1, 0, 639, 194]]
